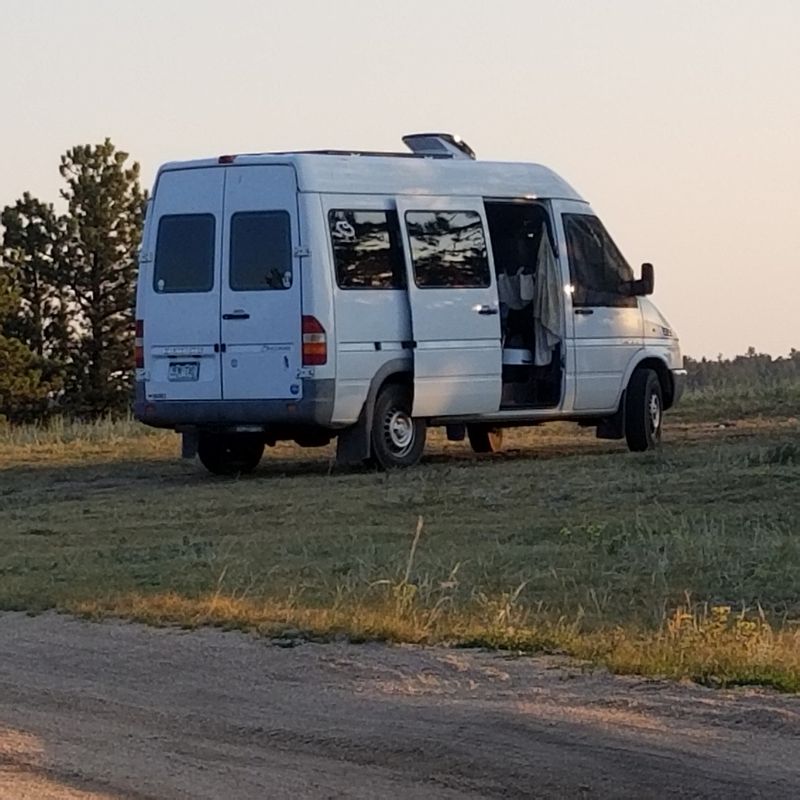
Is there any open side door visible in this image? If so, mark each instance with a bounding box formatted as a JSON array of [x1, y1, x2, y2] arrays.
[[396, 196, 502, 418]]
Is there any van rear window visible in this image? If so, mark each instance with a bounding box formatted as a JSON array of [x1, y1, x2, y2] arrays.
[[230, 211, 292, 291], [153, 214, 215, 293]]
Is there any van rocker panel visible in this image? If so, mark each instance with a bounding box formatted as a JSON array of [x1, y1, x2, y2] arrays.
[[134, 379, 335, 429]]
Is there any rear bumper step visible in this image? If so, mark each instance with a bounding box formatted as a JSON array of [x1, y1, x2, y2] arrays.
[[134, 379, 335, 429]]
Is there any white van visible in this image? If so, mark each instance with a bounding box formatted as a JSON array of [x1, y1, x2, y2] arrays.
[[134, 133, 686, 475]]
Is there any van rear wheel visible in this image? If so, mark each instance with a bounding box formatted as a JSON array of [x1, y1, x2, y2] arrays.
[[625, 368, 663, 452], [466, 424, 504, 454], [197, 433, 264, 476], [370, 385, 426, 469]]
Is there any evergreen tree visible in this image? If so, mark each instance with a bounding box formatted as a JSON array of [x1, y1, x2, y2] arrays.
[[1, 192, 71, 371], [0, 271, 54, 423], [58, 139, 146, 416]]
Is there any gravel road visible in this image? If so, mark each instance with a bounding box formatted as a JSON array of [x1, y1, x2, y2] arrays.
[[0, 613, 798, 799]]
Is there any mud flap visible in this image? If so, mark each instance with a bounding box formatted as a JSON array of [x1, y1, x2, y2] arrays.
[[181, 429, 199, 458], [596, 391, 626, 440], [335, 405, 371, 466]]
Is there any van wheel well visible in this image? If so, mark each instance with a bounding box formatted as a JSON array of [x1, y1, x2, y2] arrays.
[[379, 372, 413, 393], [335, 369, 413, 467], [634, 358, 674, 409]]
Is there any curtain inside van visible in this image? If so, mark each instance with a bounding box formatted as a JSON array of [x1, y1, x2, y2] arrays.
[[533, 232, 564, 366]]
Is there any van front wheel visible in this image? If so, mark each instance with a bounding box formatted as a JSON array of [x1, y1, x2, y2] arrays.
[[625, 368, 663, 452], [197, 433, 264, 476], [370, 385, 426, 469]]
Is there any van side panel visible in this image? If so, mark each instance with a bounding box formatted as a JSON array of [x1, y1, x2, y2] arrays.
[[321, 194, 413, 426], [333, 327, 413, 425]]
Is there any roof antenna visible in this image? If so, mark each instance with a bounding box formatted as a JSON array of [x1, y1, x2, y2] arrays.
[[402, 133, 476, 160]]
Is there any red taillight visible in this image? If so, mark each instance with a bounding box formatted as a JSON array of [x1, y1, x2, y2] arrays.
[[302, 315, 327, 366], [135, 319, 144, 369]]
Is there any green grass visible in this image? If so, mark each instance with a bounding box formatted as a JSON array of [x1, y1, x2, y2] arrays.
[[674, 379, 800, 422], [1, 407, 799, 691]]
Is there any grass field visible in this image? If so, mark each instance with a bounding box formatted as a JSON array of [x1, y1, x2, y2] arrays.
[[1, 394, 799, 691]]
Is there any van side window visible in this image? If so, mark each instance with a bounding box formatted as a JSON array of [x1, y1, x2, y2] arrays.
[[563, 214, 636, 307], [153, 214, 215, 293], [230, 211, 292, 291], [405, 211, 491, 289], [329, 210, 406, 289]]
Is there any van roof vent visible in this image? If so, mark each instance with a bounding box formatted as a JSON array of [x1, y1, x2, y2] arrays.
[[402, 133, 476, 160]]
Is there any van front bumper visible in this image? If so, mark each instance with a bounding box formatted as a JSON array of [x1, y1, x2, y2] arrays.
[[133, 379, 336, 429], [671, 368, 687, 406]]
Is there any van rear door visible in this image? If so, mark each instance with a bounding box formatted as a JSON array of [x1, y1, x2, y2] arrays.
[[220, 166, 303, 401], [396, 196, 502, 417], [144, 167, 224, 402]]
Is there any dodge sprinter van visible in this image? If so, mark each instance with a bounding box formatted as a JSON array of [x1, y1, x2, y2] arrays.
[[134, 133, 686, 475]]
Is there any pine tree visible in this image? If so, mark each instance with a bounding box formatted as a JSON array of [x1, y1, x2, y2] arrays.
[[58, 139, 146, 416], [0, 271, 54, 423], [1, 192, 71, 374]]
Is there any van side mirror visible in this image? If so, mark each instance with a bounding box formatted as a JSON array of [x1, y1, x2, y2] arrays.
[[625, 262, 655, 296], [640, 263, 655, 294]]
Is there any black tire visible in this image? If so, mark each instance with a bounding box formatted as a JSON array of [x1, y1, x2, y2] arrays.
[[466, 424, 504, 454], [370, 384, 426, 469], [625, 368, 663, 452], [197, 433, 264, 475]]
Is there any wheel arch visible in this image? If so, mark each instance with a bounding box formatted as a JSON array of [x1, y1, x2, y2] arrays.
[[365, 360, 414, 419], [624, 355, 675, 409], [335, 359, 413, 465]]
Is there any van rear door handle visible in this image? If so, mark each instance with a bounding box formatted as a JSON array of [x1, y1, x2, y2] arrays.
[[574, 308, 594, 316], [474, 304, 499, 316], [223, 312, 250, 320]]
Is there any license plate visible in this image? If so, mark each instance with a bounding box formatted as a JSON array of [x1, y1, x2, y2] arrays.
[[168, 362, 199, 382]]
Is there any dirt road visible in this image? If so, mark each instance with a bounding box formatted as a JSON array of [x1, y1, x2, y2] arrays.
[[1, 614, 798, 799]]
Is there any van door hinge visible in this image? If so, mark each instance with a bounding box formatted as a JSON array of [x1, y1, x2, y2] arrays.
[[293, 246, 311, 259]]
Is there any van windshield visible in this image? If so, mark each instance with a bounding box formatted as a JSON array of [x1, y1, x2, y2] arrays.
[[153, 214, 215, 293]]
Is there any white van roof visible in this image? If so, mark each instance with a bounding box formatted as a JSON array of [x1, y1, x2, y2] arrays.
[[157, 152, 585, 202]]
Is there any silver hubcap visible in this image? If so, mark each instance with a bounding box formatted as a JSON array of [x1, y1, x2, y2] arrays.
[[385, 409, 414, 453], [649, 393, 662, 434]]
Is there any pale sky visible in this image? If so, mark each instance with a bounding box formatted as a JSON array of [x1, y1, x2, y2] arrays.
[[2, 0, 798, 358]]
